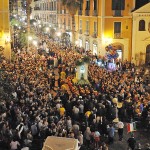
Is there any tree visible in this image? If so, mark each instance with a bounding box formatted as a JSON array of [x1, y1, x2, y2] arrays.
[[18, 29, 36, 48], [10, 18, 21, 27], [61, 0, 83, 46], [26, 0, 32, 34]]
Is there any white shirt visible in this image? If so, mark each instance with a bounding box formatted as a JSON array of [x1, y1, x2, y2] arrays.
[[10, 141, 20, 150], [117, 121, 124, 129]]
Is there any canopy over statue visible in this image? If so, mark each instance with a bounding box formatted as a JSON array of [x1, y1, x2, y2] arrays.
[[42, 136, 79, 150], [75, 56, 90, 85]]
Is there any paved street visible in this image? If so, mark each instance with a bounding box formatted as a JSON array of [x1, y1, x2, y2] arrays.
[[108, 126, 150, 150], [51, 68, 150, 150]]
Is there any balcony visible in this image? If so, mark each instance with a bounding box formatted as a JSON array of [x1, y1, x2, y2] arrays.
[[114, 33, 122, 39], [85, 30, 89, 36], [92, 32, 97, 38], [79, 29, 82, 34], [85, 10, 89, 16], [113, 10, 122, 17], [34, 7, 40, 10], [78, 10, 82, 15], [93, 10, 97, 16]]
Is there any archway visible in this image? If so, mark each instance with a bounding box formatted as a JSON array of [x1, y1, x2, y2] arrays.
[[79, 37, 83, 47], [93, 40, 98, 55], [146, 44, 150, 65], [85, 39, 90, 51]]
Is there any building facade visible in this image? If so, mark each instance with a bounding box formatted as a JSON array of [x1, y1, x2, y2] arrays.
[[132, 2, 150, 66], [0, 0, 11, 60], [75, 0, 135, 61], [32, 0, 57, 28], [31, 0, 150, 64], [57, 0, 72, 34]]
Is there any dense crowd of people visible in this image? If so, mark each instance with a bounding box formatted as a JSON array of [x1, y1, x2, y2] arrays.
[[0, 36, 150, 150]]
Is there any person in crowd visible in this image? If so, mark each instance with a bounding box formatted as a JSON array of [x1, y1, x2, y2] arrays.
[[127, 134, 136, 150], [10, 137, 20, 150], [0, 35, 149, 150], [107, 124, 115, 144], [117, 120, 124, 141]]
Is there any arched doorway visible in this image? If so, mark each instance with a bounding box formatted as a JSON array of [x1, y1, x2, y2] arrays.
[[85, 39, 90, 51], [146, 44, 150, 65], [93, 41, 98, 55], [79, 37, 82, 47]]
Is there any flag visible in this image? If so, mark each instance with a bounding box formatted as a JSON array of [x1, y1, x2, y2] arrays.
[[127, 122, 136, 133]]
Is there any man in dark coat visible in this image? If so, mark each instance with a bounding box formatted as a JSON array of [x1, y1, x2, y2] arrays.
[[127, 134, 136, 150]]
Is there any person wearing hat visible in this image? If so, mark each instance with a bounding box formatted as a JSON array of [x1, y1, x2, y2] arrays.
[[127, 134, 136, 150], [117, 120, 124, 141], [145, 143, 150, 150]]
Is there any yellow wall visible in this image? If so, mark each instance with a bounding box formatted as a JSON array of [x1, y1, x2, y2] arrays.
[[0, 0, 11, 60]]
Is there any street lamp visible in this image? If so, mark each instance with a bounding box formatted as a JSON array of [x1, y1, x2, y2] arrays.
[[56, 32, 61, 37], [32, 40, 38, 47], [46, 27, 50, 33], [75, 40, 79, 46], [27, 36, 33, 50], [32, 40, 38, 57], [28, 36, 33, 41], [56, 32, 61, 45]]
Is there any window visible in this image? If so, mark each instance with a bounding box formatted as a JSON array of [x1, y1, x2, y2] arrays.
[[112, 0, 125, 10], [85, 41, 90, 51], [94, 22, 97, 33], [68, 18, 70, 29], [64, 18, 66, 27], [79, 0, 83, 10], [114, 10, 122, 16], [116, 50, 123, 60], [86, 21, 89, 32], [139, 20, 145, 31], [93, 0, 97, 10], [114, 22, 121, 33], [93, 43, 98, 55], [86, 0, 90, 10], [54, 1, 56, 10], [79, 20, 82, 30], [79, 39, 82, 47]]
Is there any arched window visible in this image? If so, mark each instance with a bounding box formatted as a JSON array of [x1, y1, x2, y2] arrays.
[[139, 20, 145, 31]]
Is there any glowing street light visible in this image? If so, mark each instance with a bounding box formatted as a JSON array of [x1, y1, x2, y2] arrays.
[[33, 40, 38, 47], [28, 36, 33, 41], [75, 40, 79, 45], [56, 32, 61, 37], [46, 27, 50, 32]]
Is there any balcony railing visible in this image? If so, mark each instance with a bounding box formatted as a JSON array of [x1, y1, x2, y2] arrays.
[[113, 10, 122, 17], [85, 30, 89, 36], [34, 7, 40, 10], [92, 32, 97, 38], [93, 10, 97, 16], [85, 10, 89, 16], [114, 33, 122, 39], [79, 29, 82, 34], [78, 10, 82, 15]]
